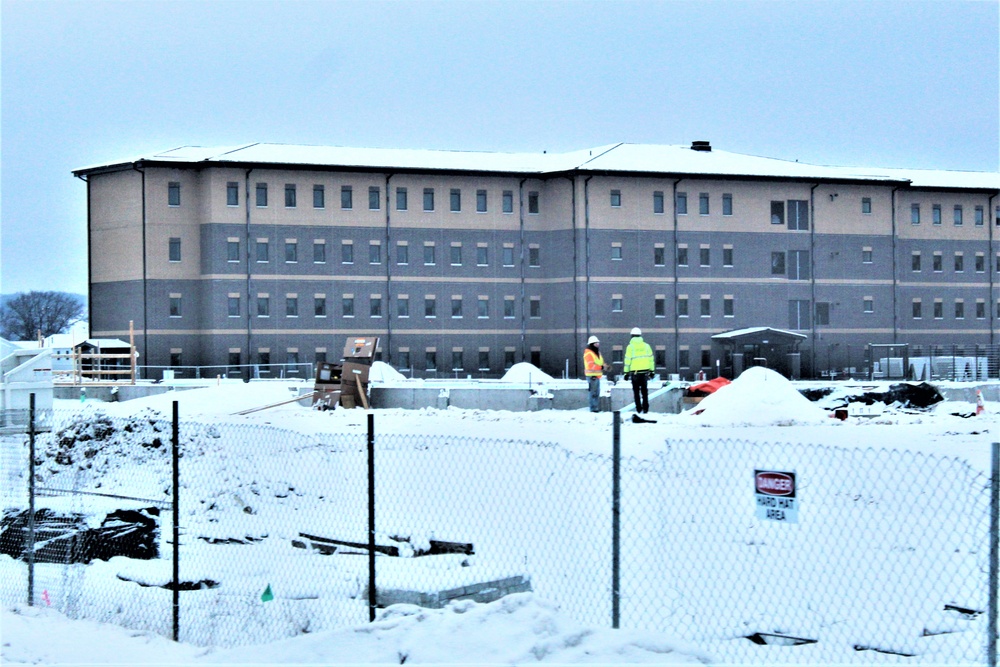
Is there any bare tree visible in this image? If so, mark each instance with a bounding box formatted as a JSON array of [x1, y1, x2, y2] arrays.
[[0, 291, 86, 341]]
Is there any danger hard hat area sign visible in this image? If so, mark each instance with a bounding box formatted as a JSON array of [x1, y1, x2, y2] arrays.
[[755, 470, 798, 523]]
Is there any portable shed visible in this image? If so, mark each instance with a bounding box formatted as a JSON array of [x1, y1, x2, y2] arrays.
[[712, 327, 807, 379]]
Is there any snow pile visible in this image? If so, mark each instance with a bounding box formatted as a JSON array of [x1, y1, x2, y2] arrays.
[[368, 361, 408, 384], [499, 362, 554, 384], [686, 366, 831, 426]]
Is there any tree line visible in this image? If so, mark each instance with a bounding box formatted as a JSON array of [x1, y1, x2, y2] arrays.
[[0, 291, 86, 341]]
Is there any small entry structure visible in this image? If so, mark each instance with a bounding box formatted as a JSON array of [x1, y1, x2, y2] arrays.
[[712, 327, 806, 379]]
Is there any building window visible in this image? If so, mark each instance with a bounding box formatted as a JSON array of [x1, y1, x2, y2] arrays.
[[451, 350, 463, 371], [257, 296, 270, 317], [771, 201, 785, 225], [954, 205, 963, 225], [677, 192, 688, 215], [287, 351, 299, 367], [170, 351, 182, 367], [285, 184, 297, 208], [911, 203, 920, 224], [863, 297, 874, 314], [977, 301, 986, 319], [788, 299, 810, 329], [258, 351, 270, 366], [369, 186, 380, 210], [612, 296, 623, 312], [478, 350, 490, 370], [654, 246, 665, 267], [424, 243, 435, 265], [340, 186, 353, 210], [397, 296, 409, 318], [424, 296, 437, 318], [425, 350, 437, 371], [955, 252, 964, 272], [954, 300, 964, 319], [528, 192, 539, 214], [789, 250, 810, 280], [397, 243, 409, 265], [476, 189, 487, 212], [256, 241, 269, 263], [655, 348, 666, 368], [911, 252, 921, 271], [370, 296, 382, 318], [227, 182, 239, 206], [653, 191, 664, 214], [654, 296, 665, 317], [168, 182, 181, 207], [815, 302, 830, 326], [699, 193, 709, 215], [862, 248, 873, 264], [504, 349, 516, 369], [723, 247, 734, 267], [700, 296, 711, 317], [610, 189, 621, 207], [933, 301, 943, 319], [314, 185, 325, 208], [450, 244, 462, 266], [397, 350, 410, 371], [722, 193, 733, 216], [678, 349, 690, 368], [788, 200, 809, 230], [256, 183, 268, 207], [285, 241, 298, 263], [699, 246, 710, 267], [861, 197, 871, 214], [168, 237, 181, 262], [700, 349, 711, 368], [529, 297, 540, 318], [912, 300, 922, 319], [361, 242, 377, 264], [723, 296, 734, 317], [612, 348, 623, 365], [169, 295, 182, 317], [423, 188, 434, 211], [976, 253, 985, 273], [501, 245, 514, 267], [229, 351, 241, 367], [342, 242, 354, 264], [313, 241, 326, 263], [314, 296, 326, 317], [227, 239, 240, 262], [342, 296, 355, 318], [502, 190, 514, 214], [677, 295, 689, 317], [478, 296, 489, 318], [286, 296, 298, 317], [771, 251, 786, 276], [677, 246, 689, 267], [611, 244, 623, 261], [228, 295, 240, 317], [450, 189, 461, 212], [932, 204, 941, 225], [504, 297, 515, 318], [975, 205, 984, 226], [477, 245, 488, 266], [528, 246, 540, 267], [451, 296, 463, 318], [932, 253, 942, 272], [396, 187, 408, 211]]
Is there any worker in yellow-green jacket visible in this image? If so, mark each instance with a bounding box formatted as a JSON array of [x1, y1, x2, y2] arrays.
[[623, 327, 655, 414]]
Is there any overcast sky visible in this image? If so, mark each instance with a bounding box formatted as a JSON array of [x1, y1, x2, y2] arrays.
[[2, 0, 997, 297]]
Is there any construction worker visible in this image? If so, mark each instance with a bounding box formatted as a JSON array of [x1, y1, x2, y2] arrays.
[[583, 335, 609, 413], [623, 327, 655, 414]]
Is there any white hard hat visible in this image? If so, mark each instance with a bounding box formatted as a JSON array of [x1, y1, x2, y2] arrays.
[[587, 335, 600, 345], [630, 327, 642, 336]]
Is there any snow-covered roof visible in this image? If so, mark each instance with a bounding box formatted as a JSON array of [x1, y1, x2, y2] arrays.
[[78, 338, 130, 349], [74, 142, 999, 190], [712, 327, 808, 340]]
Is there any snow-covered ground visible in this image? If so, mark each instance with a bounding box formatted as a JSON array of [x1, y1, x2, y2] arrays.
[[2, 366, 997, 665]]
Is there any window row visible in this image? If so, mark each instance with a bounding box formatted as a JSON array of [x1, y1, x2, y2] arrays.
[[208, 294, 540, 320], [910, 299, 995, 320], [910, 251, 998, 273], [910, 203, 993, 226]]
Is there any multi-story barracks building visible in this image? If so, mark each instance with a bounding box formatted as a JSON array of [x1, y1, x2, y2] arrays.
[[73, 142, 999, 381]]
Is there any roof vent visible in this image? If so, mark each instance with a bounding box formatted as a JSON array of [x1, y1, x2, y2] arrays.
[[691, 141, 712, 152]]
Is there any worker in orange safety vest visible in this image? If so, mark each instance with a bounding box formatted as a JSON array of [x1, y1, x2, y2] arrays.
[[583, 335, 610, 413]]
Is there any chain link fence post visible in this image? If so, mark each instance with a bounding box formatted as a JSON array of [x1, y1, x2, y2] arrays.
[[988, 441, 999, 667], [367, 412, 376, 622], [27, 392, 36, 607], [612, 410, 621, 629], [172, 400, 180, 642]]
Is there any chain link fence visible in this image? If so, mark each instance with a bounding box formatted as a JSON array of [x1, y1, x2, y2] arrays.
[[1, 404, 997, 664]]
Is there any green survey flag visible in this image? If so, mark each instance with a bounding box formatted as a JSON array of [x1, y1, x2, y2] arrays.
[[261, 584, 274, 602]]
